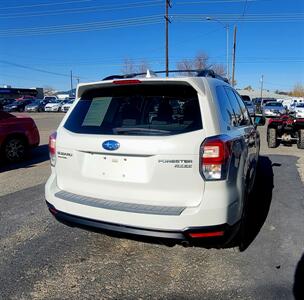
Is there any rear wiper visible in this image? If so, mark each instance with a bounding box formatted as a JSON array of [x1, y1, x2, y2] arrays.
[[112, 127, 170, 135]]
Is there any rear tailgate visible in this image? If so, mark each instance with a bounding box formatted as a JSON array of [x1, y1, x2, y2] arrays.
[[55, 80, 206, 208]]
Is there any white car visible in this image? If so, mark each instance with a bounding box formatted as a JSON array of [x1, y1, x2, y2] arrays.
[[44, 100, 62, 112], [45, 70, 265, 248], [61, 99, 75, 112], [294, 103, 304, 118]]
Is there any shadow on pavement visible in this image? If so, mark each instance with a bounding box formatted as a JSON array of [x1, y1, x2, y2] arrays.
[[0, 144, 49, 173], [240, 156, 274, 251], [294, 253, 304, 300]]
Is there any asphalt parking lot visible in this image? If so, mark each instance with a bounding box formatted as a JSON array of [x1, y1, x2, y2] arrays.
[[0, 113, 303, 300]]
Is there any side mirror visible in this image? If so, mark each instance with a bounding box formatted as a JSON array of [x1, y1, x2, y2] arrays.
[[254, 115, 266, 126]]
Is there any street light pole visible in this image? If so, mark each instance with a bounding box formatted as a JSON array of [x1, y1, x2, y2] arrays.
[[206, 17, 229, 80], [260, 75, 264, 99], [226, 24, 229, 80]]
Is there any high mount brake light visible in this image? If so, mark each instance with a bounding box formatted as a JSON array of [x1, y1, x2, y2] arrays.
[[200, 136, 232, 180], [49, 132, 57, 167], [113, 79, 142, 85]]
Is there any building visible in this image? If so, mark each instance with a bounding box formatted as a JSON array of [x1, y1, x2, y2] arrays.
[[0, 87, 44, 100]]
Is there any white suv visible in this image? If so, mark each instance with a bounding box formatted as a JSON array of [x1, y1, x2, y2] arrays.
[[45, 71, 265, 248]]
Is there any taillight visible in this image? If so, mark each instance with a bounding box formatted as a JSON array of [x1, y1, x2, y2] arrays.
[[200, 136, 232, 180], [49, 131, 57, 167]]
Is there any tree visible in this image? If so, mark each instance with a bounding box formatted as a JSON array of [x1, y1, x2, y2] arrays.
[[176, 51, 227, 77], [193, 52, 209, 70], [121, 58, 151, 75], [176, 59, 195, 76], [291, 83, 304, 97], [137, 60, 151, 74], [244, 85, 253, 91], [121, 58, 135, 74], [211, 64, 226, 77], [43, 86, 57, 96]]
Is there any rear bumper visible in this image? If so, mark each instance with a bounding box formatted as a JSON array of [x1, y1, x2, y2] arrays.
[[46, 201, 240, 247], [45, 172, 242, 233]]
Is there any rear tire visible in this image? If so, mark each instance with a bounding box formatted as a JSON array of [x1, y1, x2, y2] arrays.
[[2, 137, 27, 162], [267, 128, 278, 148], [297, 129, 304, 149]]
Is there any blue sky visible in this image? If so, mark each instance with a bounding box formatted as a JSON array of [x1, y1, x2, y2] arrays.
[[0, 0, 303, 92]]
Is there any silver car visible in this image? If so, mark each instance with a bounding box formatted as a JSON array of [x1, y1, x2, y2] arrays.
[[262, 101, 286, 117]]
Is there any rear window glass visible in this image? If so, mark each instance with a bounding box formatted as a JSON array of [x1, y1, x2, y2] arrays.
[[64, 83, 202, 136]]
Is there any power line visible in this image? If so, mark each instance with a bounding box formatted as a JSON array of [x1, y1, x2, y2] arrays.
[[0, 0, 163, 19], [1, 13, 303, 37], [177, 0, 256, 4], [0, 60, 87, 79], [0, 0, 94, 10], [172, 14, 304, 23], [0, 15, 163, 37]]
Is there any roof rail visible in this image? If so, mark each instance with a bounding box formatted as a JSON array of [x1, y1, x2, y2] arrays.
[[102, 69, 229, 83]]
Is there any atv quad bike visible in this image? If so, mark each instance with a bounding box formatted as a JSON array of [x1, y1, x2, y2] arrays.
[[267, 114, 304, 149]]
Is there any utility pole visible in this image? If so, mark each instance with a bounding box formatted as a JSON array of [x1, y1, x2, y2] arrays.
[[70, 70, 73, 96], [165, 0, 172, 77], [260, 75, 264, 99], [231, 25, 237, 87], [226, 24, 229, 81]]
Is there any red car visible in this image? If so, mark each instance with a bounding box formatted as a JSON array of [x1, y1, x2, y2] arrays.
[[0, 111, 40, 162], [15, 95, 36, 101]]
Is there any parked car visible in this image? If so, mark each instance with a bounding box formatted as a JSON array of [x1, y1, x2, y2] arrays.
[[44, 100, 64, 112], [25, 99, 49, 112], [262, 101, 286, 117], [43, 96, 58, 101], [261, 98, 277, 107], [60, 99, 75, 112], [293, 103, 304, 118], [15, 95, 36, 101], [0, 99, 15, 111], [45, 70, 266, 248], [243, 100, 256, 116], [0, 111, 40, 162], [3, 99, 33, 112]]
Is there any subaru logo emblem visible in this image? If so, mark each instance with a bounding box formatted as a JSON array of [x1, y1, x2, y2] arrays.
[[102, 140, 120, 151]]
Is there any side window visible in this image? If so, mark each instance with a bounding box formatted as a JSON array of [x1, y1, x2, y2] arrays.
[[215, 86, 235, 127], [224, 87, 243, 126], [232, 91, 251, 125]]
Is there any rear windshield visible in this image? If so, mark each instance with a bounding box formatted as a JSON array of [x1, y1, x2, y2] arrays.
[[64, 83, 202, 136]]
